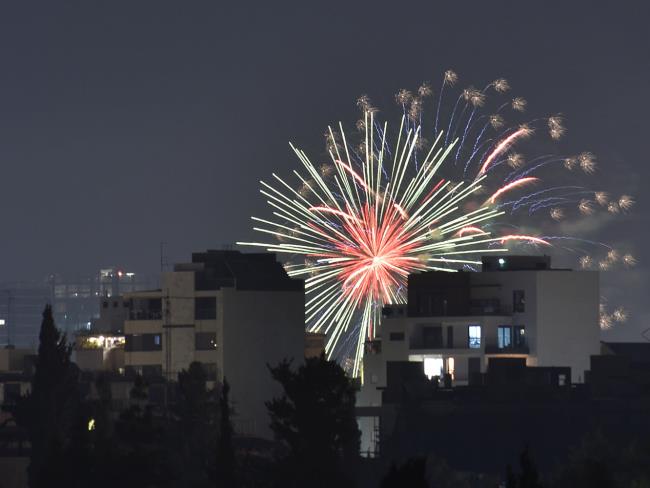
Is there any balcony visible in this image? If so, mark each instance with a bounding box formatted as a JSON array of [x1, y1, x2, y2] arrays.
[[128, 309, 162, 321], [469, 299, 509, 316], [485, 343, 529, 354]]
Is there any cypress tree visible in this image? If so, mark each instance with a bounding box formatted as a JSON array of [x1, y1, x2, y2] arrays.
[[16, 305, 80, 488]]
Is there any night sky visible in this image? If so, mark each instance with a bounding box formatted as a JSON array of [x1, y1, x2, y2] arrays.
[[1, 2, 648, 340]]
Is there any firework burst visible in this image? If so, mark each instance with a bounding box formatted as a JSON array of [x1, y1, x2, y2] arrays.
[[240, 70, 636, 373]]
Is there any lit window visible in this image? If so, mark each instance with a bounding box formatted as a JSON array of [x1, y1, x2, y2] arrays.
[[468, 325, 481, 349], [497, 326, 512, 349], [424, 357, 444, 379], [447, 357, 455, 379]]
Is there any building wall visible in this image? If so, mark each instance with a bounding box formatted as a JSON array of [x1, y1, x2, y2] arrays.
[[471, 270, 539, 363], [535, 271, 599, 382], [374, 314, 514, 386], [361, 267, 600, 411], [222, 288, 305, 439], [123, 272, 305, 440], [0, 349, 31, 372]]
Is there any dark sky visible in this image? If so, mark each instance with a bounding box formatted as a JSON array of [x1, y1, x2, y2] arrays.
[[1, 1, 648, 339]]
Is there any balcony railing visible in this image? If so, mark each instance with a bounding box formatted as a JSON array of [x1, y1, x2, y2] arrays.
[[485, 343, 529, 354], [128, 310, 162, 321]]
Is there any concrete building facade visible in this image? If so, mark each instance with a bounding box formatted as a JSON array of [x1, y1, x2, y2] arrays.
[[122, 250, 305, 439], [359, 255, 600, 409]]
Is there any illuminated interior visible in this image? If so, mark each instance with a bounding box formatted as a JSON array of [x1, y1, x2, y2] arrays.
[[78, 335, 125, 350]]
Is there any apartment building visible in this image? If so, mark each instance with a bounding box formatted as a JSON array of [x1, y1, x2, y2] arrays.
[[359, 255, 600, 408], [122, 250, 305, 439]]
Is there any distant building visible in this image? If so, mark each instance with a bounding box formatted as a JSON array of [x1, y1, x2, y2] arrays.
[[0, 268, 154, 348], [0, 283, 51, 348], [122, 250, 305, 439], [50, 267, 155, 333], [0, 348, 34, 406]]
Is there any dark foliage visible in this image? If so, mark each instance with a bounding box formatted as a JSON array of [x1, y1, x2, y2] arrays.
[[551, 431, 650, 488], [13, 305, 82, 488], [266, 354, 360, 487], [380, 457, 428, 488], [504, 445, 543, 488], [217, 378, 237, 487], [175, 361, 218, 486]]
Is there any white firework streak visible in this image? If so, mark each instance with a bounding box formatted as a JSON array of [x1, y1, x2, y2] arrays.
[[238, 110, 547, 376]]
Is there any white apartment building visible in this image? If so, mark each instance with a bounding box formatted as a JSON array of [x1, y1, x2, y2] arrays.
[[359, 255, 600, 409], [123, 250, 305, 439]]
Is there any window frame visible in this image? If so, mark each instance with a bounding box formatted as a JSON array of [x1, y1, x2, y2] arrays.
[[497, 326, 512, 349], [513, 290, 526, 313], [468, 325, 481, 349]]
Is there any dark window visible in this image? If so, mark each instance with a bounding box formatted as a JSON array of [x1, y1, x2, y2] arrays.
[[468, 325, 481, 349], [389, 332, 405, 341], [3, 383, 21, 404], [446, 326, 454, 348], [513, 326, 526, 347], [201, 362, 218, 380], [498, 326, 512, 349], [468, 357, 482, 385], [422, 326, 443, 348], [102, 301, 108, 309], [124, 364, 162, 379], [195, 332, 217, 350], [142, 364, 162, 377], [113, 301, 119, 308], [513, 290, 525, 313], [128, 298, 162, 320], [195, 297, 217, 320], [125, 333, 162, 352]]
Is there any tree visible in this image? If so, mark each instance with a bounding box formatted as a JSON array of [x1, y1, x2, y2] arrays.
[[266, 354, 360, 487], [380, 458, 428, 488], [175, 361, 218, 487], [505, 445, 543, 488], [518, 445, 543, 488], [217, 378, 237, 487], [15, 305, 81, 488]]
